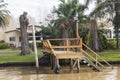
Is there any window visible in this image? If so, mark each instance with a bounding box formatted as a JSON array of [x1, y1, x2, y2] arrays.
[[28, 32, 42, 40], [9, 37, 15, 41], [19, 37, 21, 42]]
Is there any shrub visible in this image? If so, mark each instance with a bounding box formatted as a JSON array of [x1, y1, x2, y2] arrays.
[[0, 40, 5, 43], [0, 42, 9, 49], [37, 42, 43, 48], [106, 40, 116, 49]]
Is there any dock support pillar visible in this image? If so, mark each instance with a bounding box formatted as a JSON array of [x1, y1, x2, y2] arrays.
[[77, 59, 80, 73], [50, 54, 55, 70], [70, 59, 73, 72], [54, 58, 60, 74]]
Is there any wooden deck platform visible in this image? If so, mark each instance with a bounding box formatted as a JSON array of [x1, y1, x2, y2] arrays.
[[43, 38, 113, 74]]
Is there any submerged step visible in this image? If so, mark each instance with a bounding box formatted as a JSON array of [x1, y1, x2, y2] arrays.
[[82, 58, 102, 72]]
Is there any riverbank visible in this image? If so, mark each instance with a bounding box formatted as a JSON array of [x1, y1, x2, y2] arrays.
[[0, 49, 120, 67]]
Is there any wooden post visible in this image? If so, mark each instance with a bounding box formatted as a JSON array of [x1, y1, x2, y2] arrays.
[[70, 59, 73, 72], [76, 20, 79, 38], [54, 58, 60, 74], [96, 55, 98, 66], [77, 59, 80, 73], [51, 54, 55, 70], [80, 38, 82, 51], [66, 39, 69, 53], [32, 24, 39, 72]]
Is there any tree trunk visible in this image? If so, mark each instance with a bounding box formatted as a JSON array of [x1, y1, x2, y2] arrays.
[[89, 19, 103, 51], [62, 28, 69, 38], [114, 2, 120, 49], [19, 14, 31, 55]]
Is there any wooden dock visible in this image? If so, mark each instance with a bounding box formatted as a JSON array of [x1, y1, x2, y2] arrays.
[[43, 38, 113, 74]]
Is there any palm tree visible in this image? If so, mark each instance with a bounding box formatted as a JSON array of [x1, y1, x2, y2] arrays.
[[87, 0, 120, 49], [0, 0, 10, 28], [52, 0, 87, 38]]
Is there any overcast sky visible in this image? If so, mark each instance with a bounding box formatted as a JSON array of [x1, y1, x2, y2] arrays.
[[4, 0, 94, 23]]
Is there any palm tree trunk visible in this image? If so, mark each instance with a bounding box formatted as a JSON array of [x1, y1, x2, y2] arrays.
[[62, 28, 69, 38]]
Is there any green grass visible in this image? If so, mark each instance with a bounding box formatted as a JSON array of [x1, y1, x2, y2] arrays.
[[98, 49, 120, 61], [0, 49, 120, 64], [0, 49, 43, 64]]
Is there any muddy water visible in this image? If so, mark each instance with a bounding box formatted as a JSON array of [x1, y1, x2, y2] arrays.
[[0, 66, 119, 80]]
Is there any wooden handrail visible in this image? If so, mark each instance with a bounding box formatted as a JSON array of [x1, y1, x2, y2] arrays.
[[82, 43, 113, 67], [48, 38, 81, 41], [51, 46, 82, 48], [82, 50, 105, 68]]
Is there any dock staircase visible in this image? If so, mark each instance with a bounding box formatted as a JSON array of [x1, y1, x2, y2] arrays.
[[43, 38, 113, 73]]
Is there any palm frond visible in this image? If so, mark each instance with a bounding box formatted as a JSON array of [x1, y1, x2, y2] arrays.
[[0, 1, 11, 28], [89, 0, 113, 17]]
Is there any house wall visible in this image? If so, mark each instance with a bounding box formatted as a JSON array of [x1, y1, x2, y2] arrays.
[[0, 28, 6, 41], [5, 31, 20, 48]]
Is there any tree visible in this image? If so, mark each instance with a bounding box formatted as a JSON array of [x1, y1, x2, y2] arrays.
[[88, 0, 120, 49], [0, 0, 10, 28], [114, 2, 120, 48], [52, 0, 87, 38], [19, 12, 31, 55], [89, 19, 103, 51]]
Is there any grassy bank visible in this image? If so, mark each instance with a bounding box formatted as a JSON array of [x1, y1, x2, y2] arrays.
[[0, 49, 120, 64], [98, 49, 120, 61], [0, 49, 43, 64]]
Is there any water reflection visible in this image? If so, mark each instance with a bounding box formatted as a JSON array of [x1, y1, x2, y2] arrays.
[[102, 67, 118, 80], [0, 66, 119, 80]]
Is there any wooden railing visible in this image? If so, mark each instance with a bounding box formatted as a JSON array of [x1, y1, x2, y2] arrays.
[[43, 38, 82, 54], [47, 38, 82, 50], [82, 43, 113, 68]]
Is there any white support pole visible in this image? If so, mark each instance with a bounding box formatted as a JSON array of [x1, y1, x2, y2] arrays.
[[32, 24, 39, 68]]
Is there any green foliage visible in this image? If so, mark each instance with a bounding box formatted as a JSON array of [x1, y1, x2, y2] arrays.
[[97, 30, 116, 49], [106, 40, 116, 49], [0, 40, 5, 43], [86, 30, 116, 50], [79, 27, 89, 42], [51, 0, 88, 38], [0, 42, 9, 49], [37, 42, 43, 48], [98, 31, 107, 49], [0, 1, 11, 28]]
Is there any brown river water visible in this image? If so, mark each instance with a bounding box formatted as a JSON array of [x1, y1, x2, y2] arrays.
[[0, 66, 119, 80]]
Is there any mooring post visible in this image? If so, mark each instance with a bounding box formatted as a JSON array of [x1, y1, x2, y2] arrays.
[[32, 24, 39, 73]]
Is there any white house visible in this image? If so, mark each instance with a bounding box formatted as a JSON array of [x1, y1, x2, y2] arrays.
[[0, 18, 42, 48], [98, 20, 119, 39]]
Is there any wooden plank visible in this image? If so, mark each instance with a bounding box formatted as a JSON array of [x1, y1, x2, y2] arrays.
[[51, 46, 82, 48], [48, 38, 81, 41], [55, 53, 84, 59]]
